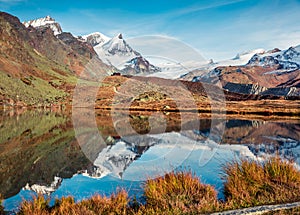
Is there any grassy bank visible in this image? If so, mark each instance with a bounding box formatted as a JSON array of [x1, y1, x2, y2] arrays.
[[1, 156, 300, 214]]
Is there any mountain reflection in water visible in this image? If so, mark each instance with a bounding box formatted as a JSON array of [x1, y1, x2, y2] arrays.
[[0, 109, 299, 211]]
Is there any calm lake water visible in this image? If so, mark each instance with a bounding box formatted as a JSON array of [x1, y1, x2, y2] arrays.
[[0, 109, 299, 211]]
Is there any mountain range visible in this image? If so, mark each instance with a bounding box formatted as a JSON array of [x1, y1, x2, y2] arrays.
[[0, 11, 299, 108], [183, 47, 300, 97]]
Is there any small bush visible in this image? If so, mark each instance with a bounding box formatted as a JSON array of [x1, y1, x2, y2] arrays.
[[52, 196, 91, 215], [17, 191, 130, 215], [144, 171, 219, 214], [223, 157, 300, 208], [79, 190, 129, 214], [18, 195, 50, 215]]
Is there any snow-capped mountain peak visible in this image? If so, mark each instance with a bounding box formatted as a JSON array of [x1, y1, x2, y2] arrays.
[[82, 32, 110, 46], [23, 16, 63, 35], [102, 33, 140, 57], [247, 45, 300, 73], [94, 33, 141, 69], [117, 33, 123, 39]]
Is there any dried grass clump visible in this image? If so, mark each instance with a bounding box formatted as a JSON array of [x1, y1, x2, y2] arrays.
[[79, 190, 129, 214], [144, 171, 220, 214], [18, 195, 50, 215], [8, 156, 300, 214], [223, 157, 300, 208], [17, 190, 130, 215]]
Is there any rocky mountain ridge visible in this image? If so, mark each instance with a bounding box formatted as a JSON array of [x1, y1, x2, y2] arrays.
[[190, 45, 300, 97]]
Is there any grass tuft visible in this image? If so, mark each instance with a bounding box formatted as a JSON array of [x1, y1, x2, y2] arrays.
[[223, 157, 300, 208], [18, 195, 50, 215], [17, 191, 130, 215], [51, 196, 92, 215], [144, 171, 220, 214], [79, 190, 129, 214]]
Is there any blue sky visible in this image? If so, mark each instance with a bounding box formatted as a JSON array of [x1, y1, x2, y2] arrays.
[[1, 0, 300, 61]]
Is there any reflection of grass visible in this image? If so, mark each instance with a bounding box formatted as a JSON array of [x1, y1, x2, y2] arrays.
[[0, 111, 66, 144], [0, 111, 91, 199], [2, 156, 300, 214]]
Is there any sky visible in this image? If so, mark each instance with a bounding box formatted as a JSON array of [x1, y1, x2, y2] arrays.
[[1, 0, 300, 61]]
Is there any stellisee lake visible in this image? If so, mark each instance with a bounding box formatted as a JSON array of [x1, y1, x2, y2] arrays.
[[1, 109, 299, 212]]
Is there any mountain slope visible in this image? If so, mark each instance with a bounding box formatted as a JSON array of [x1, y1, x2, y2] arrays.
[[0, 12, 111, 107]]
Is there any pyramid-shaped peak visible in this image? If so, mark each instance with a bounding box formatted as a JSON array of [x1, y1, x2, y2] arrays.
[[117, 33, 123, 39]]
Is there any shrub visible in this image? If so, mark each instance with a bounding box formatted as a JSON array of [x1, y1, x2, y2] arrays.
[[18, 191, 130, 215], [52, 196, 91, 215], [18, 195, 50, 215], [223, 157, 300, 208], [144, 171, 219, 214], [79, 190, 129, 214]]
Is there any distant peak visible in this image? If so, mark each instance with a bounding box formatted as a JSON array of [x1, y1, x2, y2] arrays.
[[117, 33, 123, 39], [23, 15, 62, 35], [45, 15, 54, 21]]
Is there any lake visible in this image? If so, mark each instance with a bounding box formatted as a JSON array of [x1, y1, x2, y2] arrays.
[[0, 109, 299, 212]]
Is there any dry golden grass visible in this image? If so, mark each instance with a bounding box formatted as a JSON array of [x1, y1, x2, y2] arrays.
[[18, 195, 50, 215], [143, 171, 220, 214], [17, 191, 131, 215], [78, 190, 129, 215], [223, 157, 300, 209], [1, 157, 298, 214], [51, 196, 91, 215]]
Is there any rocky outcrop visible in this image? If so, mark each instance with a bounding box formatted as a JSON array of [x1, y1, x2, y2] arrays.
[[122, 56, 161, 74], [261, 86, 298, 97], [224, 83, 267, 95], [57, 32, 97, 59], [223, 82, 299, 97]]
